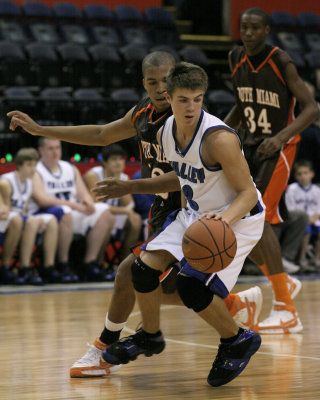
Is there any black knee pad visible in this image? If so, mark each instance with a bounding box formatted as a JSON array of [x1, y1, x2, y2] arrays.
[[176, 274, 214, 313], [131, 257, 162, 293]]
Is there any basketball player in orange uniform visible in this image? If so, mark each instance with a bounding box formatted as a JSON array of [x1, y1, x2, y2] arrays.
[[8, 51, 263, 378], [224, 7, 320, 333]]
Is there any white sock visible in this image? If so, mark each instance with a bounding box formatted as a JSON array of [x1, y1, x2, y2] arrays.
[[105, 313, 126, 331]]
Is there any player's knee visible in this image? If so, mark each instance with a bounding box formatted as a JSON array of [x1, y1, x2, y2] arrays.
[[25, 215, 41, 229], [176, 274, 213, 313], [128, 212, 141, 226], [131, 257, 162, 293], [61, 212, 72, 225], [9, 214, 23, 231], [114, 254, 134, 290]]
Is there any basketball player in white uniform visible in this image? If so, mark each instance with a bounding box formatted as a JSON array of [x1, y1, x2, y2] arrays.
[[85, 144, 142, 260], [102, 62, 265, 387], [29, 137, 114, 281], [0, 148, 58, 284]]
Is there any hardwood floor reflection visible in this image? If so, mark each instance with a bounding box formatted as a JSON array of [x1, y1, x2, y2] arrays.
[[1, 279, 320, 399]]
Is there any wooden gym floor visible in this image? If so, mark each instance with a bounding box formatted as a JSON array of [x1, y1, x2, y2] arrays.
[[1, 276, 320, 400]]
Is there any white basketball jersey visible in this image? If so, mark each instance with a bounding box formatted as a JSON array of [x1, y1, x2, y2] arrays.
[[36, 160, 78, 202], [1, 171, 32, 213], [286, 182, 320, 225], [161, 109, 261, 214], [88, 165, 129, 207]]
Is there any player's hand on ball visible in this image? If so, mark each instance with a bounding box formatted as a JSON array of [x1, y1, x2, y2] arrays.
[[92, 178, 130, 201], [7, 110, 42, 136], [199, 212, 229, 225]]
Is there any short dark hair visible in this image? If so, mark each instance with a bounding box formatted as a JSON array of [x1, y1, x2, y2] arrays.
[[101, 144, 126, 162], [14, 147, 39, 166], [294, 160, 314, 172], [142, 51, 176, 77], [166, 62, 208, 96], [241, 7, 270, 27]]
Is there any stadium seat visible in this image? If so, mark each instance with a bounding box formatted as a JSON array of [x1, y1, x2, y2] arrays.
[[39, 87, 74, 123], [286, 50, 306, 69], [0, 0, 21, 17], [22, 1, 53, 18], [179, 47, 208, 67], [58, 23, 90, 45], [57, 43, 94, 87], [0, 20, 29, 44], [25, 42, 61, 87], [89, 24, 121, 46], [296, 12, 320, 30], [119, 24, 150, 47], [119, 44, 149, 87], [274, 31, 304, 54], [206, 90, 235, 120], [114, 5, 144, 23], [144, 7, 175, 28], [88, 44, 123, 88], [303, 33, 320, 52], [114, 5, 149, 47], [110, 87, 140, 103], [52, 2, 82, 19], [270, 11, 296, 30], [305, 51, 320, 89], [2, 87, 37, 138], [305, 51, 320, 68], [28, 21, 60, 44], [83, 4, 114, 21], [0, 41, 29, 85], [73, 88, 106, 124], [148, 21, 182, 48], [110, 88, 140, 158], [144, 6, 182, 48]]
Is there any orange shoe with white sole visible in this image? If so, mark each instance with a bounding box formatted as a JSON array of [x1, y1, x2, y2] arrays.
[[256, 301, 303, 334], [70, 338, 121, 378], [229, 286, 263, 331]]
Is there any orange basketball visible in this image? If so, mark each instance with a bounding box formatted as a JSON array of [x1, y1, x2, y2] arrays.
[[182, 218, 237, 273]]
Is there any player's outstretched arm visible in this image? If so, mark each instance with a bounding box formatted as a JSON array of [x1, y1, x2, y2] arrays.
[[7, 108, 137, 146], [92, 171, 180, 201]]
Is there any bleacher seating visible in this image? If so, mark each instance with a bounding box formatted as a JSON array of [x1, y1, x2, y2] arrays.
[[21, 1, 53, 18], [0, 0, 318, 163], [0, 41, 29, 85], [206, 89, 235, 120], [0, 0, 21, 17], [88, 43, 123, 88], [25, 42, 62, 87]]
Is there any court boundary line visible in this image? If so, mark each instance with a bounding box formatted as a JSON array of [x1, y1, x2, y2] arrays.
[[1, 273, 320, 295], [123, 307, 320, 362]]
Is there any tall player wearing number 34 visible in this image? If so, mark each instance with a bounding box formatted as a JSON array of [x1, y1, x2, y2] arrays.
[[225, 7, 320, 333]]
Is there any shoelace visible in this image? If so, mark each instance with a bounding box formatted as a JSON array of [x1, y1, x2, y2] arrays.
[[212, 344, 229, 367], [78, 344, 101, 364], [117, 329, 146, 348]]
